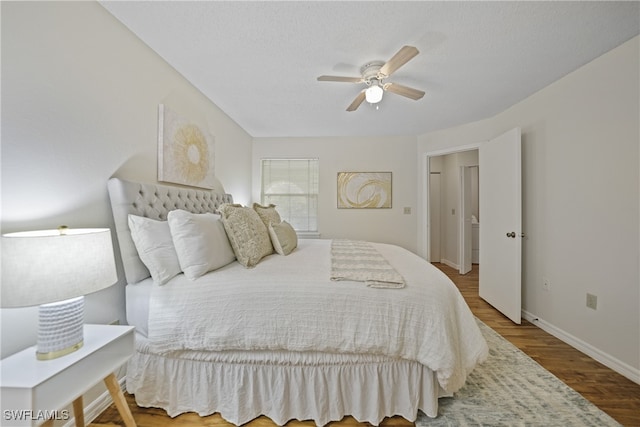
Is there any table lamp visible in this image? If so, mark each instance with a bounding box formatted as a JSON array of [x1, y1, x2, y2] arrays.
[[1, 227, 118, 360]]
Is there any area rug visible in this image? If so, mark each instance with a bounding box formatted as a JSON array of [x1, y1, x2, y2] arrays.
[[416, 320, 621, 426]]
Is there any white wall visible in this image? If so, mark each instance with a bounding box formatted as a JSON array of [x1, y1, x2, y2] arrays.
[[417, 36, 640, 378], [253, 136, 418, 252], [1, 1, 253, 358]]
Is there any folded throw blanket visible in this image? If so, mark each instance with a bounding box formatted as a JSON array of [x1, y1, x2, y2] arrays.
[[330, 239, 405, 288]]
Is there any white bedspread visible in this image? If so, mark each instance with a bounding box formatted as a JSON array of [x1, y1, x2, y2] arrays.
[[147, 239, 487, 393]]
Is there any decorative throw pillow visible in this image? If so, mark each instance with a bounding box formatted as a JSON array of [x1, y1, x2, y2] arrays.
[[128, 214, 181, 286], [253, 203, 281, 228], [219, 204, 273, 268], [268, 221, 298, 255], [167, 210, 236, 280]]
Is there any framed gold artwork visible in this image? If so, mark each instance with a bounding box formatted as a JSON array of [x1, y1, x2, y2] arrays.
[[158, 104, 215, 189], [337, 172, 392, 209]]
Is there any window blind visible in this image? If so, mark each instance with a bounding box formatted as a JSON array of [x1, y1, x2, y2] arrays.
[[261, 159, 319, 232]]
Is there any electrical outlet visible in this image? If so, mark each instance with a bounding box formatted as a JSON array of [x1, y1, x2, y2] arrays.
[[586, 293, 598, 310], [542, 277, 550, 291], [403, 207, 411, 215]]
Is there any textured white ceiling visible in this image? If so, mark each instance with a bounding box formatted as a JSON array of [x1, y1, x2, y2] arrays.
[[100, 1, 639, 138]]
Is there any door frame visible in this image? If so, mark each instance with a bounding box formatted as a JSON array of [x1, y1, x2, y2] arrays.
[[421, 143, 480, 262], [429, 172, 442, 263], [459, 165, 473, 274]]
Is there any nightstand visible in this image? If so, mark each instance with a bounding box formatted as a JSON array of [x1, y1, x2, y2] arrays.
[[0, 324, 136, 427]]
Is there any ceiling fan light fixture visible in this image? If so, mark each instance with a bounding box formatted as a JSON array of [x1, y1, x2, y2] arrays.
[[365, 84, 383, 104]]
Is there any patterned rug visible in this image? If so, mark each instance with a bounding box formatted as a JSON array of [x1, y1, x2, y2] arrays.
[[416, 320, 621, 426]]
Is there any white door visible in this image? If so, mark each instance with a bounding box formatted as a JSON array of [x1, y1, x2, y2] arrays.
[[459, 166, 472, 274], [479, 128, 522, 324], [429, 173, 441, 263]]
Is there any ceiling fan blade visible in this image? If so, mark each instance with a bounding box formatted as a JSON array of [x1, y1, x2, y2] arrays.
[[384, 82, 425, 100], [378, 46, 419, 78], [346, 91, 366, 112], [317, 75, 363, 83]]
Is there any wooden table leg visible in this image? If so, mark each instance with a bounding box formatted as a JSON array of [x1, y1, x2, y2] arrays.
[[73, 395, 85, 427], [103, 373, 137, 427]]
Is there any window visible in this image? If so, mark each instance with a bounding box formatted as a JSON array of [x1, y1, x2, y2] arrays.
[[261, 159, 319, 232]]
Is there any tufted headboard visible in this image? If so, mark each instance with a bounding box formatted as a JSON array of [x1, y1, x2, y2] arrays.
[[107, 177, 233, 284]]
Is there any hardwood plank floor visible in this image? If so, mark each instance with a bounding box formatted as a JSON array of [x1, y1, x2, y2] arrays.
[[436, 263, 640, 427], [93, 263, 640, 427]]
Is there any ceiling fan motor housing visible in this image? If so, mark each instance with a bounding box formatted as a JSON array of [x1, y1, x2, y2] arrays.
[[360, 61, 386, 84]]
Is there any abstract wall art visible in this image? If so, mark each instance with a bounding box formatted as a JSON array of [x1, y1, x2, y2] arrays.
[[337, 172, 392, 209], [158, 104, 215, 189]]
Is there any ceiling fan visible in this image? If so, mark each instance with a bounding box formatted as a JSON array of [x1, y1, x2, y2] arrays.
[[317, 45, 425, 112]]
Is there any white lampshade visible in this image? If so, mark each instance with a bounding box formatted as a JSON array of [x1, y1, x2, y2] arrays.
[[1, 228, 117, 307], [365, 84, 384, 104], [1, 227, 118, 359]]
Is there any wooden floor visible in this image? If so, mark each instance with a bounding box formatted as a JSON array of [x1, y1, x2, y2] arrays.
[[93, 263, 640, 427]]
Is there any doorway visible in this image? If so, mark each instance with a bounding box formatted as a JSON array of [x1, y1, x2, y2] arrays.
[[459, 164, 480, 274], [425, 149, 479, 273]]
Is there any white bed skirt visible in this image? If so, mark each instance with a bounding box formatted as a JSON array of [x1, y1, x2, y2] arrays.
[[127, 334, 445, 425]]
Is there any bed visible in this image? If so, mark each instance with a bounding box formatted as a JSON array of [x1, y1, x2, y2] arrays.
[[107, 177, 488, 426]]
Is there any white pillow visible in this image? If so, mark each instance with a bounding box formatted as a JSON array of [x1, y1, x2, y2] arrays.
[[268, 221, 298, 255], [167, 210, 236, 280], [128, 215, 181, 286]]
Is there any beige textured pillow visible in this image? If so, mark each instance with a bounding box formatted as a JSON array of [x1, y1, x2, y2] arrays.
[[253, 203, 281, 228], [219, 204, 273, 267], [268, 221, 298, 255]]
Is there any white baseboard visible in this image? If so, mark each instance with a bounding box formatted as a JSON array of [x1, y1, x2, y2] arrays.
[[62, 376, 126, 427], [522, 310, 640, 385], [441, 258, 459, 270]]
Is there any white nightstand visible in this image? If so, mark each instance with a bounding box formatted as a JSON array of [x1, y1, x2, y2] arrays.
[[0, 324, 136, 427]]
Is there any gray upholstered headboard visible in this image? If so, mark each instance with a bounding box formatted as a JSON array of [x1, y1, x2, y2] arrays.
[[107, 177, 233, 284]]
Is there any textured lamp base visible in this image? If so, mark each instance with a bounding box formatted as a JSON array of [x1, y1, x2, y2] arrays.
[[37, 296, 85, 360]]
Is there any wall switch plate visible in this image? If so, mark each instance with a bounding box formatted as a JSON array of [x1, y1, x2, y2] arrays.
[[586, 293, 598, 310]]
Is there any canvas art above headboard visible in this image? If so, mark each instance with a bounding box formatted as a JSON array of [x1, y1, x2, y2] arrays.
[[107, 177, 233, 284]]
